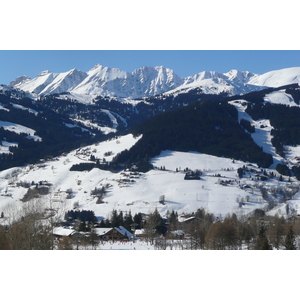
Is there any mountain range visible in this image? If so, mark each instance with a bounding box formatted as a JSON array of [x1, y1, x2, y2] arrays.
[[10, 65, 300, 100]]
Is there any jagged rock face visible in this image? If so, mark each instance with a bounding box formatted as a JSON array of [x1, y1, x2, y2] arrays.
[[11, 64, 185, 98], [10, 65, 300, 99]]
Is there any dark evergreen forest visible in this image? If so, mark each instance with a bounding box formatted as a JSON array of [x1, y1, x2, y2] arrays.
[[0, 94, 105, 170], [113, 99, 273, 170]]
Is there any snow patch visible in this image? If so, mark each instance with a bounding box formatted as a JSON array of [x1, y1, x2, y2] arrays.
[[0, 120, 42, 141], [264, 90, 299, 106]]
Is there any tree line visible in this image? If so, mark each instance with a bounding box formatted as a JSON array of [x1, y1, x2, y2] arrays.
[[144, 208, 299, 250], [1, 200, 299, 249]]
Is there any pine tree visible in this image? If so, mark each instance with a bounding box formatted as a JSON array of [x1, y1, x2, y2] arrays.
[[133, 213, 143, 229], [110, 209, 119, 227], [144, 208, 163, 244], [124, 210, 133, 231], [117, 210, 124, 227], [169, 210, 178, 230], [254, 223, 272, 250], [285, 226, 296, 250]]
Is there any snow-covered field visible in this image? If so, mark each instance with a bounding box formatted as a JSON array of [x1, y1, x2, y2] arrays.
[[96, 240, 155, 250], [75, 239, 196, 250], [2, 132, 300, 223]]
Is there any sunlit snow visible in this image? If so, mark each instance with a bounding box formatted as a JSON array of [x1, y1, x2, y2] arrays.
[[0, 120, 42, 141]]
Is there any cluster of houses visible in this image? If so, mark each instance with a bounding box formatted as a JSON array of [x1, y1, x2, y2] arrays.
[[53, 225, 133, 241], [53, 222, 188, 244]]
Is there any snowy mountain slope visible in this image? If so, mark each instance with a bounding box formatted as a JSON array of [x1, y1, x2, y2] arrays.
[[130, 66, 183, 98], [11, 103, 38, 115], [224, 69, 258, 83], [0, 84, 33, 99], [12, 65, 262, 99], [0, 105, 43, 154], [38, 69, 88, 95], [1, 136, 300, 223], [227, 85, 300, 171], [248, 67, 300, 87], [263, 90, 299, 106], [74, 109, 126, 135], [12, 65, 300, 100], [163, 74, 263, 97], [14, 70, 57, 95], [8, 75, 31, 87], [0, 91, 112, 170], [72, 64, 129, 96], [0, 134, 142, 213], [3, 81, 300, 172], [12, 69, 88, 95], [11, 64, 185, 99], [0, 120, 41, 141], [9, 65, 300, 101], [0, 140, 18, 154], [2, 85, 300, 223], [68, 65, 184, 98], [229, 100, 283, 168]]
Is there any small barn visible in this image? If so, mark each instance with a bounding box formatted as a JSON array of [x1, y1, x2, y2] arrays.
[[184, 171, 201, 180]]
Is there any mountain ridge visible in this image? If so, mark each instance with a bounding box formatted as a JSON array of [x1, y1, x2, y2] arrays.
[[10, 65, 300, 100]]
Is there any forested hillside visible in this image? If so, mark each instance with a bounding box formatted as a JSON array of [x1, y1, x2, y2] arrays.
[[0, 93, 105, 170], [113, 99, 273, 170]]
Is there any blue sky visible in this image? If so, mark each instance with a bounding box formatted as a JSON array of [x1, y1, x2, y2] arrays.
[[0, 50, 300, 85]]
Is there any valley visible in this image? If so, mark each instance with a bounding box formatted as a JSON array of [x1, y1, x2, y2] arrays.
[[1, 65, 300, 249]]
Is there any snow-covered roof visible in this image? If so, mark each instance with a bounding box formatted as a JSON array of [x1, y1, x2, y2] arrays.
[[178, 216, 196, 223], [115, 226, 133, 237], [53, 227, 75, 236], [93, 228, 112, 236], [92, 226, 132, 237], [135, 229, 145, 235]]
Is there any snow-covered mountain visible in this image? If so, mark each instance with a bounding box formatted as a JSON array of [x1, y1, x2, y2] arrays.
[[71, 64, 129, 96], [8, 75, 31, 87], [248, 67, 300, 87], [12, 65, 300, 100], [164, 70, 261, 97], [10, 69, 88, 95], [11, 64, 185, 99]]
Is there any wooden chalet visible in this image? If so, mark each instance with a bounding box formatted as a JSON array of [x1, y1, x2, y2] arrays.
[[93, 226, 132, 241]]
